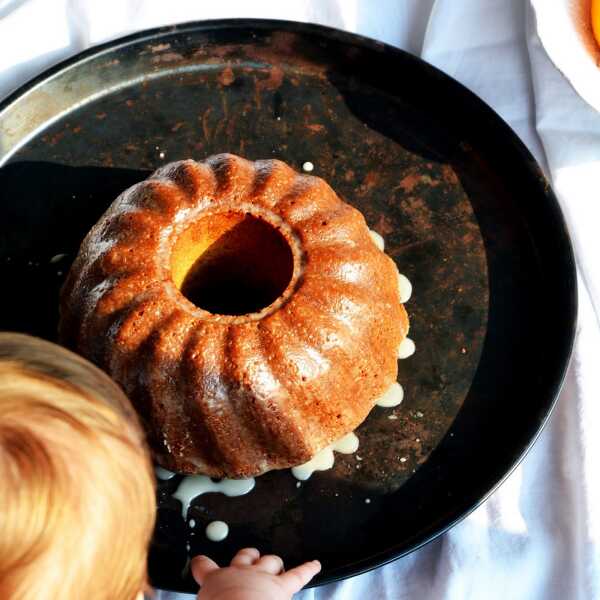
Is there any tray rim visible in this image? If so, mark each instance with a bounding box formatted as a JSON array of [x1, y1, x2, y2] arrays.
[[0, 17, 578, 590]]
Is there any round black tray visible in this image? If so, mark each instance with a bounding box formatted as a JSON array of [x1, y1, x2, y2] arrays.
[[0, 19, 576, 594]]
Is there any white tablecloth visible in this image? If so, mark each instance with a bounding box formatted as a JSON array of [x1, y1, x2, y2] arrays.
[[2, 1, 599, 599]]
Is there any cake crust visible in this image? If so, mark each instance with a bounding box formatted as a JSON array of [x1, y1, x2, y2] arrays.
[[60, 154, 409, 478]]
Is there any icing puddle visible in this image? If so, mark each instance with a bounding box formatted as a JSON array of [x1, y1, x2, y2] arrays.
[[173, 475, 255, 520], [397, 272, 412, 303], [291, 432, 360, 481], [375, 382, 404, 408], [206, 520, 229, 542], [369, 229, 385, 251], [165, 474, 255, 548], [398, 337, 416, 359]]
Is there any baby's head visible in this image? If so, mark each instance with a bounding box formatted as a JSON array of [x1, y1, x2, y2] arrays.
[[0, 333, 155, 600]]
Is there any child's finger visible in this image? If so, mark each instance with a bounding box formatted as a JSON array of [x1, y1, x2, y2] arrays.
[[279, 560, 321, 593], [230, 547, 260, 567], [190, 555, 220, 585], [254, 554, 284, 575]]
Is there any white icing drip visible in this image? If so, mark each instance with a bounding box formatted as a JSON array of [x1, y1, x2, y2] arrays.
[[332, 432, 360, 453], [49, 253, 67, 264], [291, 448, 334, 481], [397, 337, 416, 359], [155, 466, 176, 480], [302, 161, 314, 172], [375, 382, 404, 407], [291, 432, 359, 481], [173, 476, 255, 519], [206, 520, 229, 542], [368, 229, 385, 251], [397, 273, 412, 303]]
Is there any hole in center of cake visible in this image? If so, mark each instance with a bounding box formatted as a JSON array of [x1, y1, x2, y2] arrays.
[[171, 212, 294, 316]]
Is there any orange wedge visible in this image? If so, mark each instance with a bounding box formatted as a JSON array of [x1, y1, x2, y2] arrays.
[[593, 0, 600, 48]]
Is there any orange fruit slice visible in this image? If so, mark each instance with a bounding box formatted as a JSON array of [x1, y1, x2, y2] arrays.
[[592, 0, 600, 48]]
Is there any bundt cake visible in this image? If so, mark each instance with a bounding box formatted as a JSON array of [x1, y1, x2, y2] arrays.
[[60, 154, 409, 478]]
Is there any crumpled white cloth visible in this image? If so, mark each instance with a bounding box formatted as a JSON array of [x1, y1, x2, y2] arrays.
[[1, 1, 599, 599]]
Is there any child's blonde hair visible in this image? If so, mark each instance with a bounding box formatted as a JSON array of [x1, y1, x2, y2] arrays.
[[0, 333, 156, 600]]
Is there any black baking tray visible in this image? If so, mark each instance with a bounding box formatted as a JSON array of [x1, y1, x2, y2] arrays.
[[0, 19, 576, 594]]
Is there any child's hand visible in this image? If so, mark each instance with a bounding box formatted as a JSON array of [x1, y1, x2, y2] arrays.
[[192, 548, 321, 600]]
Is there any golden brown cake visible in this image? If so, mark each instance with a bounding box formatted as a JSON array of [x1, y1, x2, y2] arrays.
[[60, 154, 409, 478]]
